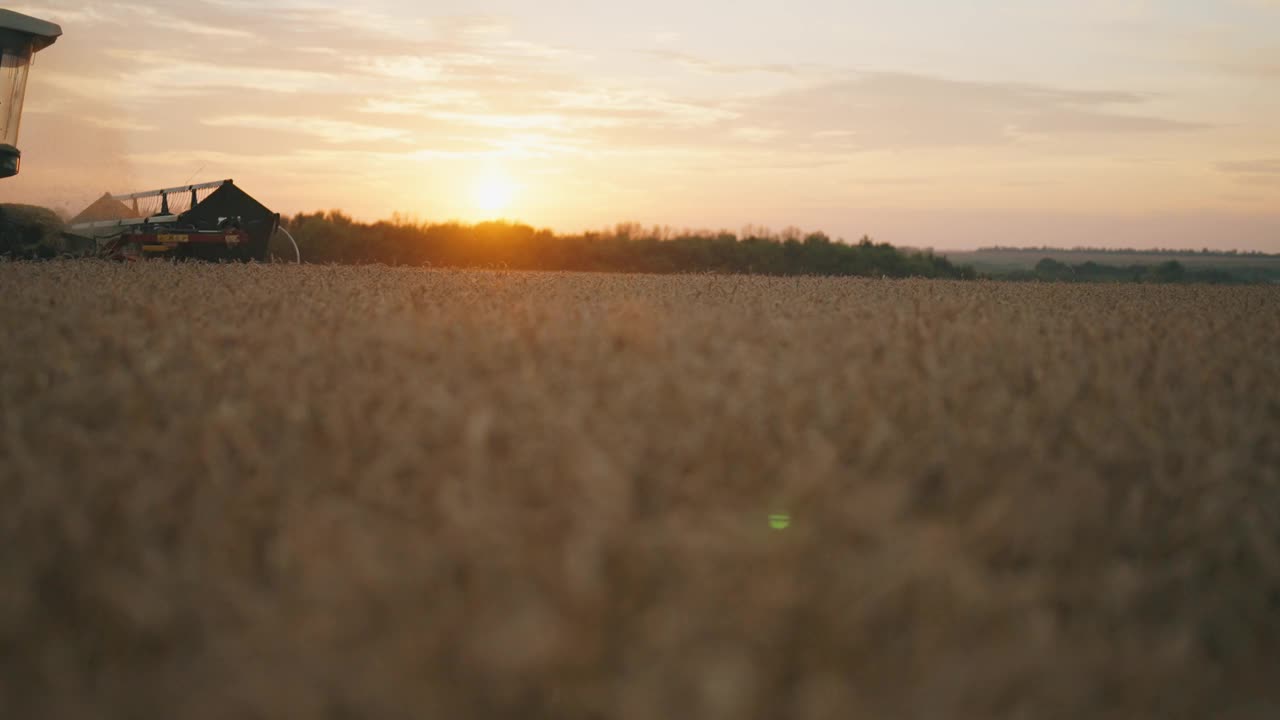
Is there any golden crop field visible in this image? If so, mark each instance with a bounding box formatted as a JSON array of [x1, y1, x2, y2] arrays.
[[2, 261, 1279, 719]]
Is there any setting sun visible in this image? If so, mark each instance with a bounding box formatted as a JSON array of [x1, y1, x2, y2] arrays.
[[472, 171, 516, 216]]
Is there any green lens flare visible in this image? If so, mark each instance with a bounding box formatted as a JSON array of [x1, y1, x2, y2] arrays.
[[769, 513, 790, 530]]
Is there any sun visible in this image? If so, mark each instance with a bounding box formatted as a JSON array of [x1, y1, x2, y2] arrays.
[[472, 171, 516, 216]]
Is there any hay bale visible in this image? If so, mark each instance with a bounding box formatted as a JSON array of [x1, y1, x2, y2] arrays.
[[0, 203, 67, 257]]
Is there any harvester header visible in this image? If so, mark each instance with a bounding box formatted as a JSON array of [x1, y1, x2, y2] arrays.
[[65, 179, 280, 261]]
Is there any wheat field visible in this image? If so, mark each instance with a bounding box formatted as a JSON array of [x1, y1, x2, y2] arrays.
[[2, 261, 1278, 719]]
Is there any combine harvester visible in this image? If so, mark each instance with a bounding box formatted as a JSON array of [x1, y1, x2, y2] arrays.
[[64, 180, 290, 262], [0, 9, 298, 262]]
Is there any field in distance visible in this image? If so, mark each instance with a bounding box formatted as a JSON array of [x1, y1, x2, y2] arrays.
[[941, 247, 1280, 279], [2, 263, 1279, 719]]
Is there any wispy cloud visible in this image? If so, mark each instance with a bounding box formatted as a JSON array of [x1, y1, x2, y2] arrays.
[[205, 0, 425, 40], [113, 3, 256, 38], [731, 127, 785, 143], [84, 117, 158, 132], [12, 2, 256, 38], [734, 72, 1209, 152], [548, 90, 737, 127], [6, 3, 120, 25], [1217, 158, 1280, 187], [358, 56, 446, 82], [424, 111, 621, 132], [100, 51, 346, 98], [358, 90, 481, 115], [203, 116, 412, 144], [1218, 158, 1280, 174], [643, 50, 798, 76]]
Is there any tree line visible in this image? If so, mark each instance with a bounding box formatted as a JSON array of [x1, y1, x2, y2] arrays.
[[978, 245, 1278, 258], [277, 211, 977, 279], [1003, 257, 1265, 284]]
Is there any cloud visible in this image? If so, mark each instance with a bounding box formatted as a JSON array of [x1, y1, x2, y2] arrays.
[[359, 56, 446, 82], [1217, 158, 1280, 188], [731, 127, 785, 143], [1013, 109, 1205, 134], [424, 111, 622, 132], [84, 117, 158, 132], [203, 116, 412, 144], [5, 3, 120, 25], [734, 72, 1209, 152], [112, 3, 256, 38], [548, 90, 737, 127], [643, 50, 798, 76], [99, 51, 346, 98], [481, 133, 591, 158], [358, 90, 480, 115], [1218, 159, 1280, 174], [12, 2, 255, 38], [205, 0, 423, 39], [1210, 47, 1280, 78]]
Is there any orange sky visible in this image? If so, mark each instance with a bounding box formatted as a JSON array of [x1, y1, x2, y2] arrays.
[[4, 0, 1279, 250]]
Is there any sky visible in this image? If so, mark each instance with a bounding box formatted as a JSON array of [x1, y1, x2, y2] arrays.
[[3, 0, 1279, 250]]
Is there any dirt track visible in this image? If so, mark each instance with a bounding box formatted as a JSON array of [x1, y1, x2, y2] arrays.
[[2, 262, 1279, 719]]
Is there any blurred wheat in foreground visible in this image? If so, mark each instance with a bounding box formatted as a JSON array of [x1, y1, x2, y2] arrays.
[[2, 262, 1278, 720]]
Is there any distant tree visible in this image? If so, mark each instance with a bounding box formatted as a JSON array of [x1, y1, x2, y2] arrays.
[[1147, 260, 1186, 283], [1034, 258, 1072, 280]]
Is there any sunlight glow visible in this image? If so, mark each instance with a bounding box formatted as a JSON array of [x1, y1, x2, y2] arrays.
[[472, 170, 516, 216]]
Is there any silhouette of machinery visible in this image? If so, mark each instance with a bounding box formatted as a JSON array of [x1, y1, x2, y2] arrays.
[[64, 180, 280, 261], [1, 11, 284, 261]]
